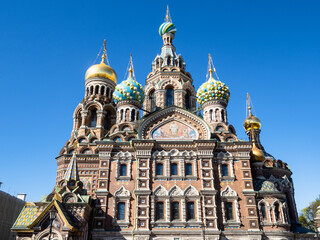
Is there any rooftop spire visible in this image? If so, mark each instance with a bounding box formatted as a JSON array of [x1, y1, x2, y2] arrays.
[[101, 39, 106, 64], [166, 5, 170, 22], [247, 93, 253, 117], [64, 141, 80, 183], [129, 53, 133, 77], [208, 54, 213, 78]]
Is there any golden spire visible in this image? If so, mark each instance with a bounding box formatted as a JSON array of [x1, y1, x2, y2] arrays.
[[73, 140, 79, 155], [246, 93, 264, 161], [208, 54, 213, 78], [101, 39, 106, 64], [166, 5, 170, 22], [129, 53, 133, 77]]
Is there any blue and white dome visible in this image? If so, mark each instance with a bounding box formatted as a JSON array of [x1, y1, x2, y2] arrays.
[[159, 22, 177, 36], [113, 72, 144, 104], [197, 73, 230, 105]]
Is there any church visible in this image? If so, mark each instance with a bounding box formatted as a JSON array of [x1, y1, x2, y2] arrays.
[[12, 8, 315, 240]]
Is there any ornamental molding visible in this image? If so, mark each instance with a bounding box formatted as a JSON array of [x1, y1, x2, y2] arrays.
[[221, 185, 238, 198], [154, 185, 168, 196], [152, 149, 196, 157], [168, 185, 183, 196], [138, 107, 210, 140], [113, 151, 133, 160], [114, 186, 131, 198], [184, 185, 199, 196]]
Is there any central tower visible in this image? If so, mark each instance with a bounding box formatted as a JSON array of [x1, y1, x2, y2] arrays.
[[143, 7, 197, 114]]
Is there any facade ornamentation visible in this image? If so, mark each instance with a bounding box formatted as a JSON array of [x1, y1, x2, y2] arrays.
[[13, 6, 315, 240]]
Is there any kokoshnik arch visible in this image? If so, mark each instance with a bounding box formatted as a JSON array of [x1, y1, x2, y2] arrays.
[[12, 7, 315, 240]]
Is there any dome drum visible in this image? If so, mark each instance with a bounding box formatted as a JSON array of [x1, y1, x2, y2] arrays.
[[202, 99, 228, 109]]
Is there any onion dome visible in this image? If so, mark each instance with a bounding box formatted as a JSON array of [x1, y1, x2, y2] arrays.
[[159, 22, 177, 36], [243, 106, 261, 131], [113, 67, 144, 104], [159, 6, 177, 36], [85, 40, 117, 83], [197, 68, 230, 105]]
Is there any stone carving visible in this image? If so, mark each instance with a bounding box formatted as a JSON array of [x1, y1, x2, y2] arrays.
[[221, 185, 237, 198], [153, 149, 196, 157], [154, 185, 168, 196], [184, 185, 199, 196], [115, 151, 132, 158], [169, 185, 183, 196], [114, 186, 130, 197]]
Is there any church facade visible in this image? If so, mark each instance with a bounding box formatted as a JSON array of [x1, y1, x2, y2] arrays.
[[12, 9, 316, 240]]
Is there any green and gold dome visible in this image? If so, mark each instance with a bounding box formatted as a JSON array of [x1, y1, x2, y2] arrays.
[[113, 68, 144, 104], [197, 68, 230, 106]]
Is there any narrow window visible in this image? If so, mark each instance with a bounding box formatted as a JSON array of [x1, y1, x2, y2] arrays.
[[106, 87, 110, 97], [225, 202, 234, 220], [166, 88, 174, 107], [185, 163, 192, 176], [156, 163, 163, 175], [221, 109, 225, 122], [222, 164, 229, 177], [150, 90, 156, 112], [95, 85, 99, 94], [261, 203, 267, 220], [187, 202, 195, 220], [274, 202, 280, 221], [136, 111, 139, 121], [171, 202, 180, 220], [90, 85, 94, 95], [90, 109, 97, 127], [156, 202, 164, 220], [120, 164, 127, 176], [117, 202, 125, 220], [104, 110, 112, 130], [101, 86, 105, 95], [185, 91, 190, 110], [171, 163, 178, 176], [131, 109, 135, 122], [120, 109, 124, 121]]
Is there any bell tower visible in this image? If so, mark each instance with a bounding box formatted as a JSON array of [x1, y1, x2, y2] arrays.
[[143, 7, 197, 114]]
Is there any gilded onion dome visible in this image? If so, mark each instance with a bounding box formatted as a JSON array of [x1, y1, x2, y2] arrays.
[[159, 6, 177, 36], [197, 66, 230, 105], [113, 66, 144, 104], [85, 40, 118, 83], [243, 106, 261, 131]]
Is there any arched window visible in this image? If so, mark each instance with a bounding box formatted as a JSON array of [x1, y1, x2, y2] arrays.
[[225, 202, 234, 220], [120, 109, 124, 121], [89, 109, 97, 127], [150, 90, 156, 112], [185, 91, 190, 110], [104, 110, 112, 130], [166, 87, 174, 107], [185, 163, 192, 176], [120, 164, 127, 176], [221, 109, 225, 122], [171, 202, 180, 220], [90, 85, 94, 95], [260, 203, 267, 220], [156, 202, 164, 220], [131, 109, 135, 122], [79, 138, 87, 143], [274, 202, 280, 221], [101, 86, 105, 95], [76, 111, 82, 129], [117, 202, 125, 220], [187, 202, 195, 220], [106, 87, 110, 97], [95, 85, 99, 94], [222, 164, 229, 177], [86, 87, 89, 96], [156, 163, 163, 175], [209, 109, 213, 121], [171, 163, 178, 176], [136, 111, 139, 121]]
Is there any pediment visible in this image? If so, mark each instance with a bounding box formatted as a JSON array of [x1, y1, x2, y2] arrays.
[[138, 107, 210, 140]]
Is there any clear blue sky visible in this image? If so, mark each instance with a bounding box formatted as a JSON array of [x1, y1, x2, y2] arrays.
[[0, 0, 319, 212]]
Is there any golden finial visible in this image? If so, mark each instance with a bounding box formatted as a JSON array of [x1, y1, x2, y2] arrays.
[[247, 93, 253, 117], [73, 140, 78, 155], [129, 53, 133, 77], [208, 54, 213, 78], [166, 5, 170, 22], [101, 39, 106, 64]]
